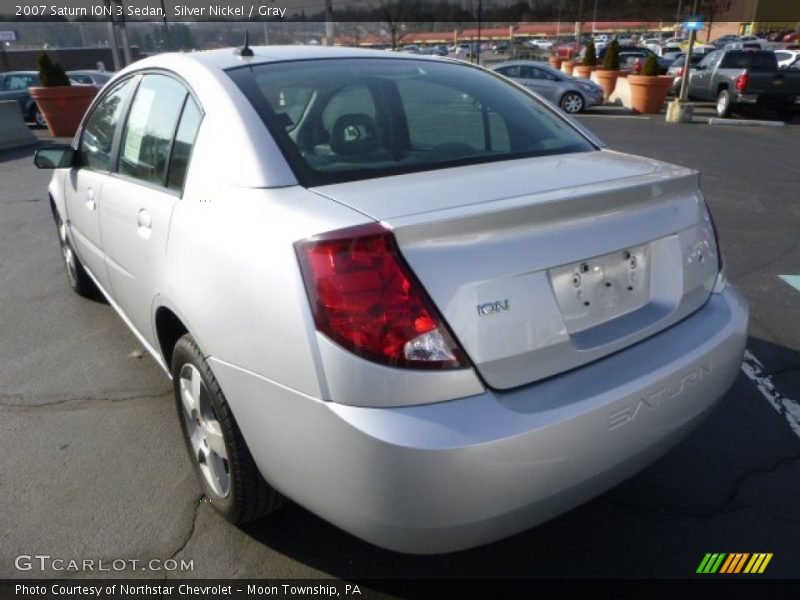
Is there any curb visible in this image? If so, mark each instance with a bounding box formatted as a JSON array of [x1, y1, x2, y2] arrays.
[[708, 118, 786, 128]]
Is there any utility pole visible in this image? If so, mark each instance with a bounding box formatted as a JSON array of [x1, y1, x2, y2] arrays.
[[678, 0, 700, 103], [324, 0, 334, 46], [475, 0, 482, 65], [116, 1, 133, 65], [104, 0, 121, 70], [666, 0, 699, 123]]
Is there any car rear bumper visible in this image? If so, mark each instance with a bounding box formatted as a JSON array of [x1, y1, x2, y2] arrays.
[[210, 285, 748, 554]]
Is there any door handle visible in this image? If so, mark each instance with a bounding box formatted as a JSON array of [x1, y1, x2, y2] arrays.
[[137, 209, 152, 230], [137, 209, 152, 239], [85, 188, 96, 211]]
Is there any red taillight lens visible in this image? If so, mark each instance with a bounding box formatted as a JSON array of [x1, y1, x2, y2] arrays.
[[295, 223, 468, 369], [736, 73, 749, 91], [676, 67, 684, 77]]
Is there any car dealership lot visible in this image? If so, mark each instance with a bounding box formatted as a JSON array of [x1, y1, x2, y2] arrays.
[[2, 118, 799, 582]]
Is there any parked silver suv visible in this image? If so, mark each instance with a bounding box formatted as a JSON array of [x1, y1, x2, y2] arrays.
[[36, 47, 748, 554]]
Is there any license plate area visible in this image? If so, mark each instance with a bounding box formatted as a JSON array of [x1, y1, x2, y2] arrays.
[[549, 244, 652, 334]]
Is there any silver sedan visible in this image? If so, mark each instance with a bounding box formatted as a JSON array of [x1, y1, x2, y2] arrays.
[[36, 47, 747, 554], [492, 60, 605, 113]]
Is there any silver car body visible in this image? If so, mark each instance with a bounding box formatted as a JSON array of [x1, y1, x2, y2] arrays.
[[47, 47, 747, 554], [491, 60, 604, 112]]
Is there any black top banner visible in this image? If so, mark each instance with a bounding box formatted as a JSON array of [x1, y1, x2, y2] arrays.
[[2, 0, 800, 23]]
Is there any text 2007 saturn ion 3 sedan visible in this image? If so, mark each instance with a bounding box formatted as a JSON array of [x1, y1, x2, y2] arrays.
[[36, 46, 748, 554]]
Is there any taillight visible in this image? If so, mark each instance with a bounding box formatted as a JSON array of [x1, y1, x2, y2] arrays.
[[736, 73, 748, 91], [295, 223, 469, 369], [676, 67, 684, 77]]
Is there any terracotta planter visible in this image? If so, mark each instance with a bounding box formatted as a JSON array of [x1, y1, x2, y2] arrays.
[[627, 75, 674, 114], [594, 69, 621, 102], [573, 65, 596, 79], [561, 60, 575, 76], [28, 85, 96, 137], [548, 56, 562, 69]]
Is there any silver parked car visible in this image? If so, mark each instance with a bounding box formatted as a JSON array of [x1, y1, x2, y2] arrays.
[[492, 61, 604, 113], [36, 47, 748, 554]]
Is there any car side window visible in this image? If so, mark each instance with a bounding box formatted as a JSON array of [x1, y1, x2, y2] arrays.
[[79, 78, 132, 172], [698, 51, 719, 69], [167, 96, 202, 192], [119, 74, 188, 187], [497, 66, 521, 78]]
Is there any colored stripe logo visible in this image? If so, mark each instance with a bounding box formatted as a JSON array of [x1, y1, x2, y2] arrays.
[[697, 553, 773, 574]]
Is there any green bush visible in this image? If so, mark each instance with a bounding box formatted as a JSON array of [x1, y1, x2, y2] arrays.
[[584, 41, 597, 67], [642, 54, 659, 76], [603, 39, 620, 70], [37, 53, 71, 87]]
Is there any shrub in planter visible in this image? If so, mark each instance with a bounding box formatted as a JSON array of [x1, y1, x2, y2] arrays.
[[548, 47, 562, 69], [628, 53, 674, 114], [595, 40, 621, 101], [574, 41, 597, 78], [29, 53, 96, 137]]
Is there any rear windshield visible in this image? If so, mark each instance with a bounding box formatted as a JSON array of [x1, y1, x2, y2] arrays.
[[228, 58, 594, 186], [720, 51, 777, 70]]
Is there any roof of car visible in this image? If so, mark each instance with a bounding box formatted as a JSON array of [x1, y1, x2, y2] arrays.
[[137, 45, 445, 72]]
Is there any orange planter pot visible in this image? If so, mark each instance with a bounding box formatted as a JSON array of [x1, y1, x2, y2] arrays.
[[561, 60, 575, 76], [627, 75, 674, 114], [594, 69, 621, 102], [28, 85, 96, 137], [548, 56, 562, 69], [573, 65, 596, 79]]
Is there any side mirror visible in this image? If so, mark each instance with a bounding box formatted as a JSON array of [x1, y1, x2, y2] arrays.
[[34, 145, 76, 169], [694, 64, 706, 71]]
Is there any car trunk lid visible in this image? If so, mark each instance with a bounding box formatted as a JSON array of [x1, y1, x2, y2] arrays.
[[310, 150, 720, 389]]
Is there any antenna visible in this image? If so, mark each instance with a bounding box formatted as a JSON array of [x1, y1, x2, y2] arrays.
[[234, 30, 254, 57]]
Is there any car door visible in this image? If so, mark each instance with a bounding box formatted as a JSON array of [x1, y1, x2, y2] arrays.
[[689, 51, 720, 99], [525, 66, 562, 104], [99, 73, 202, 347], [64, 78, 134, 288]]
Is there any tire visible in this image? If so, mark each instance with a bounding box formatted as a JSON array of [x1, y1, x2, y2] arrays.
[[560, 91, 584, 114], [172, 334, 285, 524], [776, 108, 794, 122], [33, 105, 47, 128], [716, 89, 733, 118], [53, 209, 100, 298]]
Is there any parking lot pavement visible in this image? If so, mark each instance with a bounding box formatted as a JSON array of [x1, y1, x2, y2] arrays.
[[2, 120, 799, 584]]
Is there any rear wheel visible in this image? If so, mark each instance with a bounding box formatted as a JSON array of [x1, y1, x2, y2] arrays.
[[33, 105, 46, 128], [776, 107, 794, 122], [53, 210, 99, 298], [716, 89, 733, 118], [172, 334, 285, 524], [560, 92, 585, 114]]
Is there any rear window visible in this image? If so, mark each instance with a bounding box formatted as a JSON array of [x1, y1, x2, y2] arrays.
[[228, 58, 594, 186], [720, 51, 777, 70]]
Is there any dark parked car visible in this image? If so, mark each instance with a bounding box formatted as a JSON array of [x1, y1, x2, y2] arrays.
[[67, 70, 114, 91], [0, 71, 45, 126]]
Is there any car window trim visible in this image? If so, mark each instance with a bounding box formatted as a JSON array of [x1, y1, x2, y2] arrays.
[[104, 68, 205, 197], [76, 74, 139, 174], [165, 94, 204, 195], [116, 73, 187, 189]]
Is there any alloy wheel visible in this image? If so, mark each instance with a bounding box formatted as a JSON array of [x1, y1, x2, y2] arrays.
[[179, 363, 230, 498]]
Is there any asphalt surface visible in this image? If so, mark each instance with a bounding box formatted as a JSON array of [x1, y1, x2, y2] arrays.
[[2, 115, 799, 584]]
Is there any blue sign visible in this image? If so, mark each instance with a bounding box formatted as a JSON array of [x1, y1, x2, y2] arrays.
[[684, 17, 705, 31], [0, 30, 20, 42]]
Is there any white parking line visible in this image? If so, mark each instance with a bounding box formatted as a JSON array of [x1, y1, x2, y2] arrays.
[[741, 350, 800, 440]]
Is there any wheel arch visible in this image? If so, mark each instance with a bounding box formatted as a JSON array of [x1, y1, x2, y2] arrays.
[[154, 305, 189, 369]]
